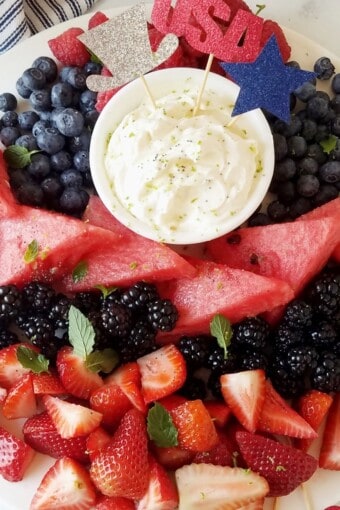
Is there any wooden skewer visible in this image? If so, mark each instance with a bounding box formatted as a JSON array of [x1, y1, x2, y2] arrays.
[[140, 75, 156, 109], [193, 53, 214, 116], [301, 483, 314, 510]]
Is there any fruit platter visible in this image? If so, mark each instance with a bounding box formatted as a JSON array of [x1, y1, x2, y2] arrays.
[[0, 1, 339, 509]]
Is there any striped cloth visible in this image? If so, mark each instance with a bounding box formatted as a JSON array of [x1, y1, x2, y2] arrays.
[[0, 0, 98, 54]]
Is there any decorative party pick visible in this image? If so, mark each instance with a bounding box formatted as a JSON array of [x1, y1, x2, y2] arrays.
[[78, 3, 179, 93], [220, 36, 316, 122]]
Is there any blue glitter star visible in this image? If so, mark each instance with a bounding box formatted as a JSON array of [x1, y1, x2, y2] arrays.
[[220, 36, 316, 122]]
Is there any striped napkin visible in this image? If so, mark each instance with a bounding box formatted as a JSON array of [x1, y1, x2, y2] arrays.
[[0, 0, 98, 54]]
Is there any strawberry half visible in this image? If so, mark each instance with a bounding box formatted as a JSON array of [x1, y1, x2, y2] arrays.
[[0, 343, 34, 389], [295, 389, 333, 452], [220, 369, 266, 432], [106, 362, 146, 414], [193, 429, 234, 467], [203, 399, 231, 428], [236, 431, 318, 497], [90, 382, 133, 428], [90, 408, 150, 500], [136, 456, 179, 510], [175, 463, 269, 509], [319, 393, 340, 470], [32, 371, 66, 396], [0, 426, 35, 482], [86, 427, 111, 462], [30, 457, 96, 510], [95, 496, 136, 509], [137, 344, 186, 404], [43, 394, 102, 439], [2, 372, 37, 419]]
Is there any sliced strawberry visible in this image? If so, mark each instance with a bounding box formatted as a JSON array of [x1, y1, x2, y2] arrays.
[[86, 427, 111, 462], [258, 380, 318, 439], [106, 363, 146, 414], [88, 11, 109, 29], [0, 386, 7, 403], [43, 394, 102, 439], [0, 426, 35, 482], [220, 369, 266, 432], [319, 393, 340, 470], [23, 411, 89, 463], [203, 399, 231, 428], [48, 27, 90, 67], [137, 344, 186, 404], [90, 409, 150, 500], [170, 399, 218, 452], [137, 456, 179, 510], [95, 496, 135, 509], [175, 464, 269, 509], [0, 343, 34, 389], [2, 372, 37, 419], [237, 499, 265, 510], [90, 382, 133, 428], [30, 457, 96, 510], [32, 371, 66, 396], [151, 444, 194, 471], [57, 345, 103, 400], [236, 431, 318, 497], [193, 429, 234, 467], [158, 394, 187, 412], [295, 390, 333, 452]]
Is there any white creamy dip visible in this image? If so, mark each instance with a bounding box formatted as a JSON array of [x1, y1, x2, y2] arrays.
[[104, 88, 262, 243]]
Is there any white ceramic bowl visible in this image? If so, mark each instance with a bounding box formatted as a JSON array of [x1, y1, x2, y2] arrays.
[[90, 67, 274, 245]]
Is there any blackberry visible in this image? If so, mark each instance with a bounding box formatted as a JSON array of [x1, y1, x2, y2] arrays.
[[120, 281, 159, 312], [272, 323, 306, 350], [281, 345, 318, 377], [179, 376, 207, 400], [207, 371, 223, 399], [270, 369, 306, 399], [0, 285, 22, 321], [74, 291, 101, 314], [177, 335, 213, 372], [308, 273, 340, 317], [0, 328, 19, 348], [239, 350, 268, 371], [308, 321, 337, 349], [232, 317, 270, 351], [116, 321, 156, 362], [87, 310, 112, 351], [146, 299, 178, 332], [100, 302, 132, 338], [283, 299, 313, 329], [311, 351, 340, 392], [48, 294, 73, 329], [206, 347, 239, 374], [21, 315, 54, 345], [22, 282, 55, 313], [40, 336, 66, 361]]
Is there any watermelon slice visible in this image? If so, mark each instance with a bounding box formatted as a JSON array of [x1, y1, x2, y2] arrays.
[[56, 196, 196, 292], [206, 216, 340, 296], [0, 151, 20, 218], [156, 257, 294, 340]]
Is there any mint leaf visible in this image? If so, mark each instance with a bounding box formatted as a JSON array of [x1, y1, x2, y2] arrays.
[[89, 50, 102, 65], [72, 261, 88, 283], [16, 345, 49, 373], [68, 305, 95, 359], [147, 402, 178, 447], [255, 4, 266, 15], [4, 146, 40, 169], [210, 314, 233, 359], [320, 135, 338, 154], [94, 284, 118, 299], [23, 239, 39, 263], [86, 348, 119, 374]]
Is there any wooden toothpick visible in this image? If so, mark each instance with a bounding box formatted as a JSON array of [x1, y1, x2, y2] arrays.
[[193, 53, 214, 116], [140, 75, 156, 109]]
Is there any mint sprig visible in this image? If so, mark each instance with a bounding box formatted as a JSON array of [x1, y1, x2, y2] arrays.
[[23, 239, 39, 263], [210, 314, 233, 360], [16, 345, 49, 373], [4, 146, 40, 169], [320, 135, 338, 155], [147, 403, 178, 448], [86, 348, 119, 374], [94, 284, 118, 299], [72, 260, 88, 283], [68, 305, 95, 359]]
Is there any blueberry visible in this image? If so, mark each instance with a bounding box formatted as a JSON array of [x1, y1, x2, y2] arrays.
[[39, 110, 52, 123], [9, 168, 33, 189], [301, 119, 317, 142], [32, 119, 50, 138], [306, 96, 329, 120], [296, 174, 320, 197], [59, 66, 73, 82], [0, 92, 17, 111], [319, 161, 340, 183], [79, 90, 97, 113], [84, 109, 99, 129], [16, 77, 31, 99], [0, 126, 21, 146], [330, 139, 340, 161], [60, 168, 83, 188], [83, 61, 102, 75], [32, 56, 58, 83], [27, 153, 51, 180], [66, 67, 87, 90], [1, 111, 18, 127], [297, 157, 319, 176], [277, 181, 297, 205], [314, 124, 331, 143], [73, 150, 90, 172], [267, 200, 288, 221], [30, 89, 51, 111], [330, 94, 340, 114], [41, 175, 63, 198], [50, 150, 72, 172], [55, 108, 84, 137], [50, 107, 65, 128], [18, 110, 40, 131], [332, 74, 340, 94], [51, 82, 73, 108], [22, 67, 46, 90], [307, 143, 327, 164], [273, 158, 296, 182], [36, 127, 65, 154], [314, 57, 335, 80], [313, 184, 339, 206], [67, 128, 91, 153], [273, 133, 288, 161], [273, 115, 302, 137], [294, 81, 316, 102], [15, 134, 38, 151], [287, 136, 307, 158], [248, 212, 271, 227], [15, 182, 44, 206], [330, 115, 340, 137], [289, 197, 312, 219], [59, 187, 88, 216]]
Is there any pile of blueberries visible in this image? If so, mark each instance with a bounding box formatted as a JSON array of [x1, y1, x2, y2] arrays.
[[0, 56, 102, 217]]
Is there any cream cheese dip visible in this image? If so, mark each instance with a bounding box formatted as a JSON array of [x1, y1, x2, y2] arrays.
[[104, 88, 263, 243]]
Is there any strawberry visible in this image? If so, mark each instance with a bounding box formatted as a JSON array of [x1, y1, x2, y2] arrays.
[[158, 394, 187, 412], [193, 429, 234, 467], [137, 344, 186, 403], [236, 431, 318, 497], [148, 27, 184, 70], [0, 343, 34, 389], [23, 411, 89, 463], [86, 427, 111, 462], [204, 399, 231, 428], [237, 500, 265, 510], [295, 390, 333, 451], [170, 399, 219, 452], [95, 67, 123, 112], [48, 27, 90, 67], [257, 380, 318, 439], [90, 408, 150, 499], [151, 444, 194, 471], [30, 457, 96, 510], [57, 346, 103, 400], [319, 392, 340, 470], [2, 372, 37, 419], [220, 369, 266, 432], [324, 507, 340, 510], [90, 383, 133, 428], [88, 11, 109, 29], [136, 456, 179, 510], [106, 362, 146, 414], [175, 463, 269, 509], [95, 496, 135, 510], [0, 386, 7, 403], [43, 394, 102, 439], [32, 371, 66, 396], [0, 426, 35, 482], [261, 19, 291, 62]]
